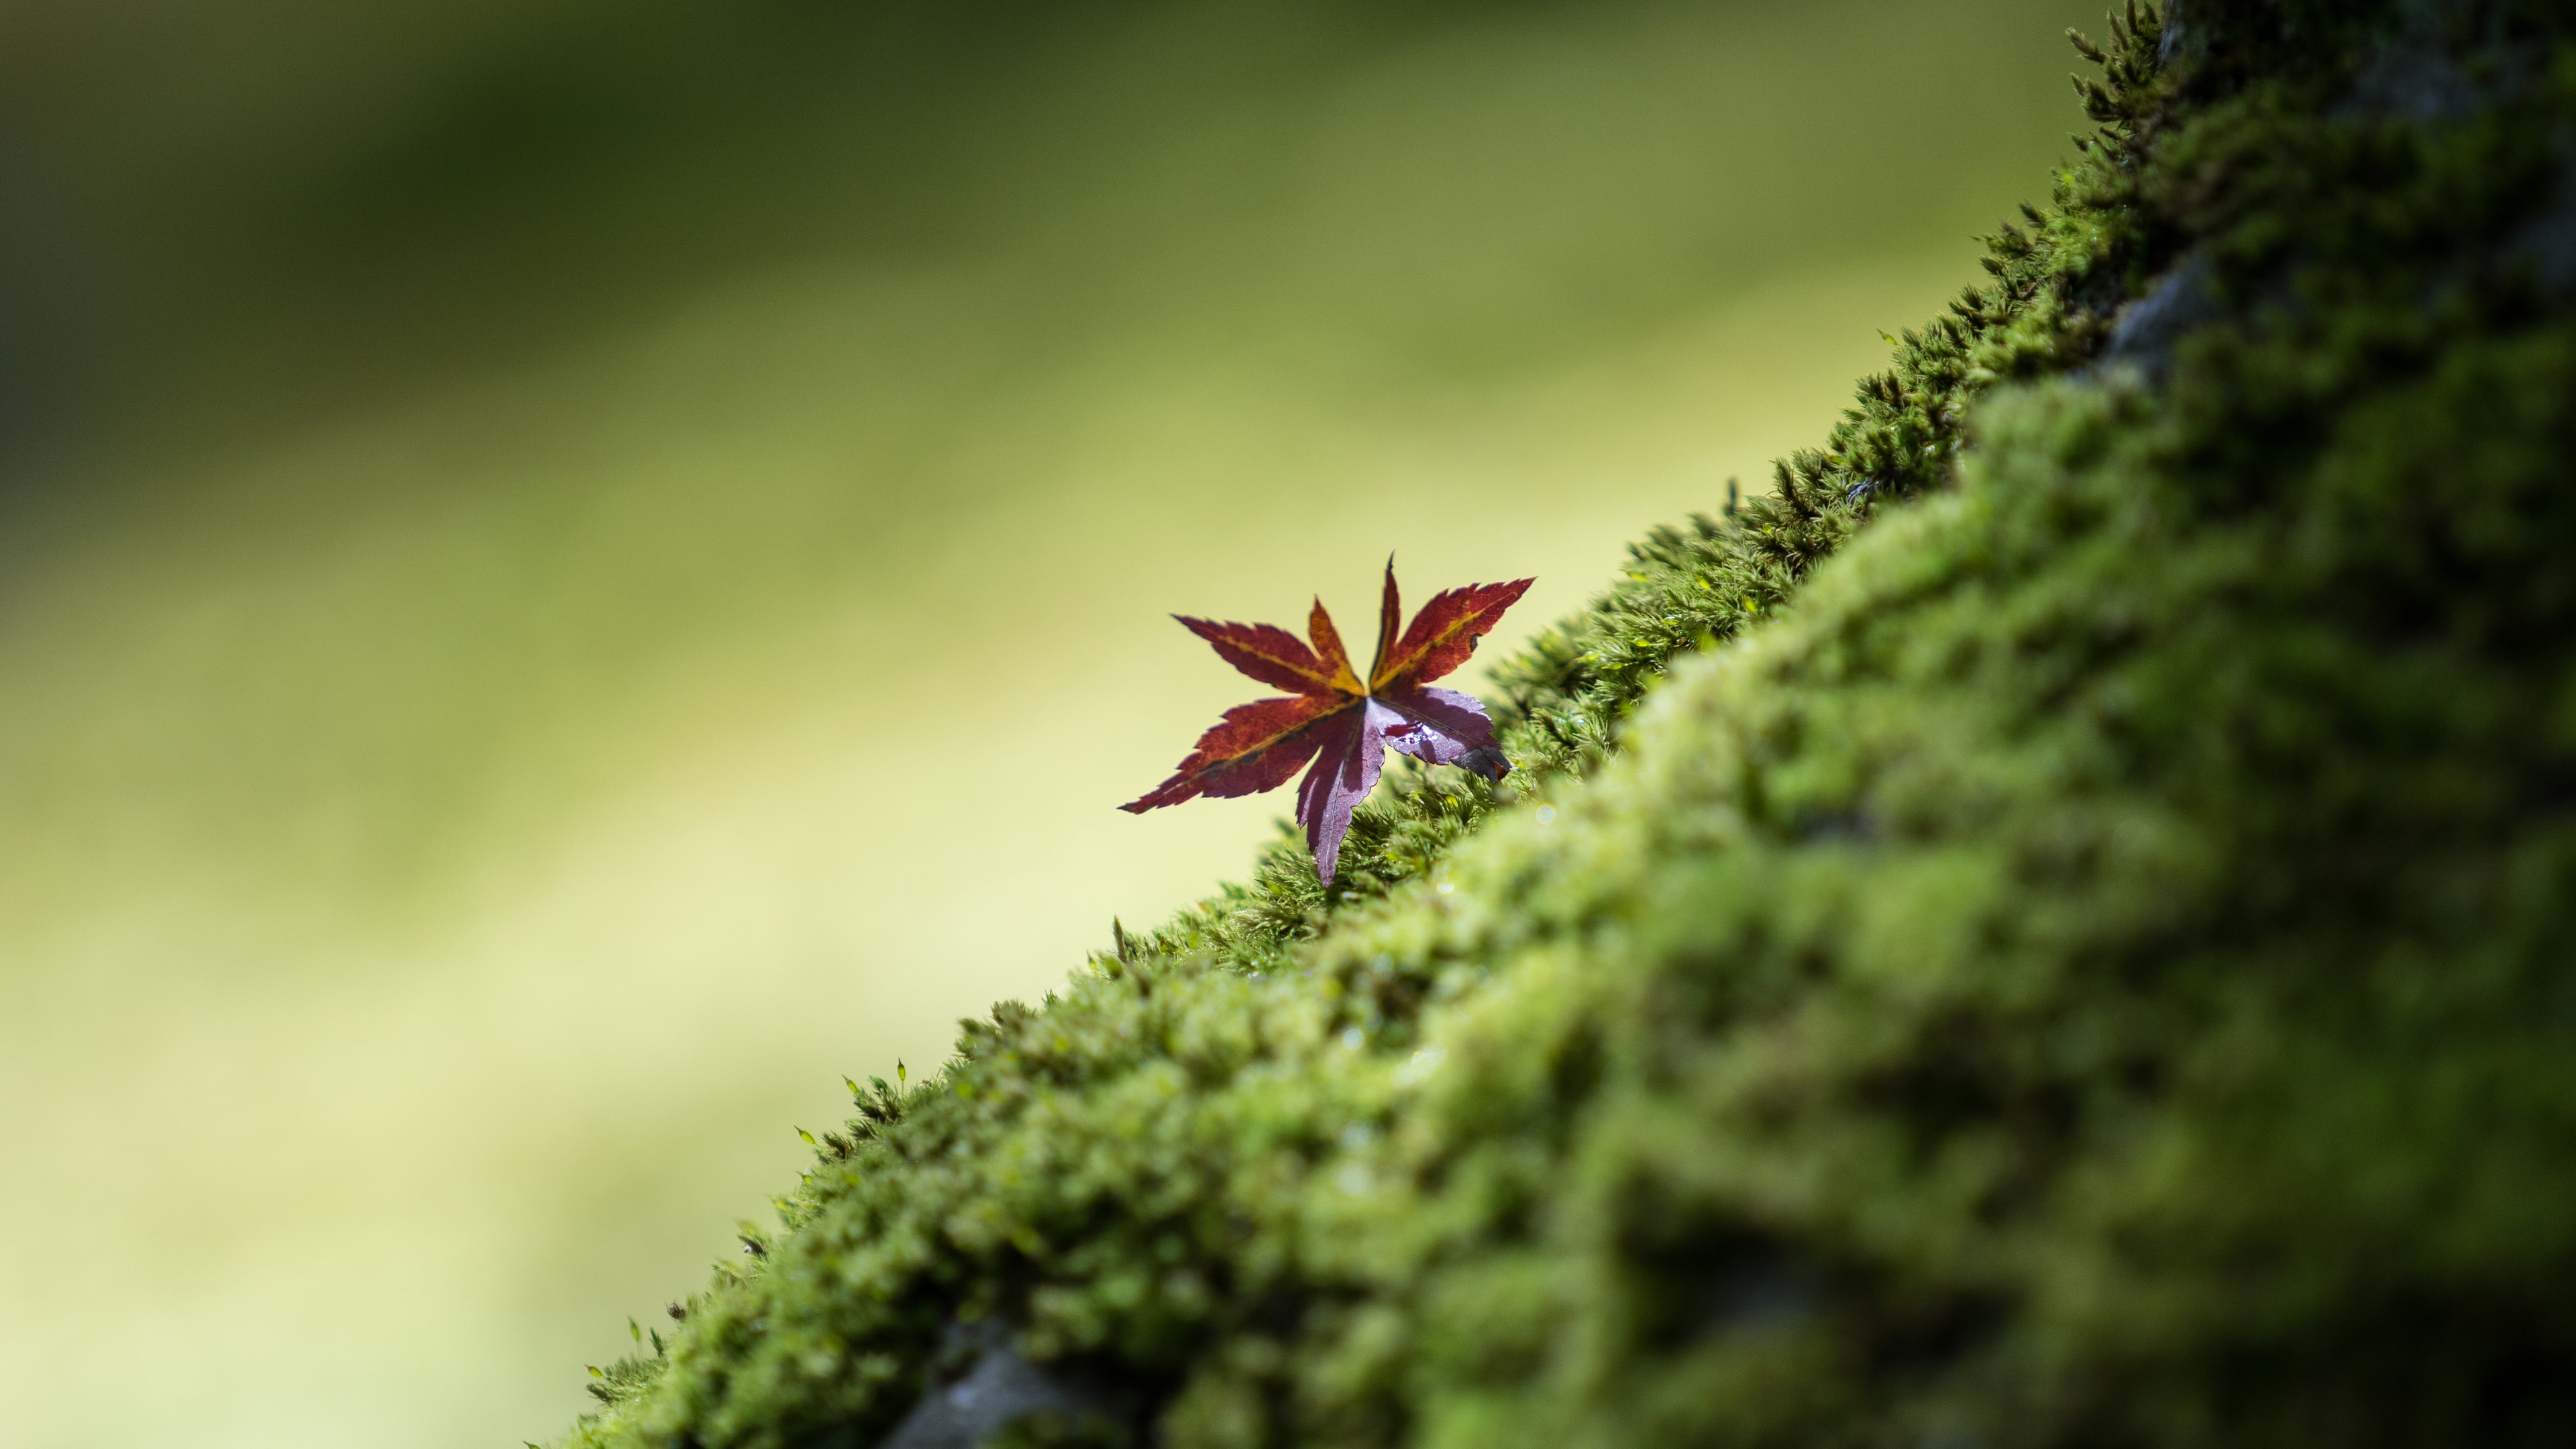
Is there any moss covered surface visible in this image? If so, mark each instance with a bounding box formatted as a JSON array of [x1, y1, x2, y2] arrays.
[[558, 3, 2576, 1444]]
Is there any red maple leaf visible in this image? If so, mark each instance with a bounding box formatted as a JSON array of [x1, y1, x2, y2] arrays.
[[1122, 561, 1534, 883]]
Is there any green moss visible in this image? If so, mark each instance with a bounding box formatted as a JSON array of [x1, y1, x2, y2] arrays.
[[556, 3, 2576, 1445]]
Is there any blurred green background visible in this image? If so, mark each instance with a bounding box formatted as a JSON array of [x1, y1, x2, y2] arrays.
[[0, 1, 2095, 1444]]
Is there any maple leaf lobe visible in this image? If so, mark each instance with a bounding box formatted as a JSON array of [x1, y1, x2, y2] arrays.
[[1307, 598, 1362, 694], [1119, 693, 1346, 812], [1367, 560, 1403, 686], [1371, 574, 1534, 693], [1174, 616, 1343, 696]]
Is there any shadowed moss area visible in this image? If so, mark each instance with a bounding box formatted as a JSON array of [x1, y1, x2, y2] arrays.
[[561, 3, 2576, 1444]]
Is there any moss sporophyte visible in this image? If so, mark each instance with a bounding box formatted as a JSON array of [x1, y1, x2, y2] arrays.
[[1122, 559, 1529, 883]]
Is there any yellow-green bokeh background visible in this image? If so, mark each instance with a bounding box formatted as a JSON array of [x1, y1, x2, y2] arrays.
[[0, 3, 2095, 1443]]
